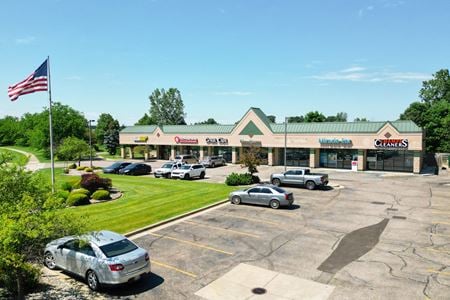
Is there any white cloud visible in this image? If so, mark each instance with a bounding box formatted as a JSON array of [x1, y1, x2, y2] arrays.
[[311, 66, 431, 83], [15, 36, 36, 45], [358, 5, 375, 17], [214, 91, 253, 96]]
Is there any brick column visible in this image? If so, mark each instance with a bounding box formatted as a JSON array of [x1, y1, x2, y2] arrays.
[[120, 147, 125, 159], [358, 149, 366, 171], [268, 147, 273, 166], [413, 151, 422, 174], [199, 146, 204, 160], [170, 145, 175, 160], [310, 148, 320, 168], [129, 146, 134, 159], [232, 147, 237, 164]]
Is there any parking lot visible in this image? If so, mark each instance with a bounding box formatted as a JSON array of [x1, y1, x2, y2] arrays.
[[82, 164, 449, 300]]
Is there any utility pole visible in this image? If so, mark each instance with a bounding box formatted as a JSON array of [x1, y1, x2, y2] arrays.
[[284, 117, 287, 172], [88, 120, 95, 168]]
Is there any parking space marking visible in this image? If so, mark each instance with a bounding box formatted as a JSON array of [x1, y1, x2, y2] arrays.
[[151, 259, 197, 278], [148, 232, 233, 255], [431, 211, 450, 215], [229, 206, 297, 218], [427, 269, 450, 277], [430, 233, 450, 238], [183, 220, 260, 239], [211, 212, 281, 226]]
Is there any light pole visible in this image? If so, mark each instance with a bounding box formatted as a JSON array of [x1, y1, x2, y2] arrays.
[[88, 120, 95, 168], [284, 117, 288, 172]]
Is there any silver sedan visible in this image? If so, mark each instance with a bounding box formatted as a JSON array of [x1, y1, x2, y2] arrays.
[[229, 184, 294, 209], [43, 230, 151, 291]]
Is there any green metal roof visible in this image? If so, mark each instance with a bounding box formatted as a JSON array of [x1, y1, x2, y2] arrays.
[[239, 121, 264, 135], [250, 107, 273, 128], [121, 125, 157, 133], [270, 120, 421, 133], [160, 124, 235, 134]]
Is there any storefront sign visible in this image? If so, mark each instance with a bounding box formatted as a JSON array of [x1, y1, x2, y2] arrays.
[[374, 139, 408, 149], [134, 136, 148, 143], [240, 140, 262, 147], [319, 138, 352, 144], [174, 136, 198, 144], [206, 138, 229, 145]]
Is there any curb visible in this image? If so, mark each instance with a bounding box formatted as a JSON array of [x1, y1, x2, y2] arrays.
[[124, 198, 229, 238]]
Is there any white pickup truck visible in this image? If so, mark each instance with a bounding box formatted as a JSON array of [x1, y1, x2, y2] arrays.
[[270, 168, 329, 190]]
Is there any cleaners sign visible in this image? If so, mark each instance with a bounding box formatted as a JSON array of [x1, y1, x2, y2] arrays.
[[374, 139, 408, 149]]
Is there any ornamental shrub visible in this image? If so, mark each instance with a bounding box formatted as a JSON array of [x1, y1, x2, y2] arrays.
[[84, 167, 93, 172], [63, 168, 69, 174], [225, 172, 253, 186], [76, 166, 85, 171], [66, 193, 90, 206], [80, 173, 112, 194], [68, 163, 77, 169], [91, 190, 111, 200], [60, 181, 72, 192], [71, 188, 90, 196]]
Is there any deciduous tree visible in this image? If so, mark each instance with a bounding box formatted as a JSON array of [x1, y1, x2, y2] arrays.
[[56, 137, 90, 166], [149, 88, 186, 125], [95, 114, 120, 146]]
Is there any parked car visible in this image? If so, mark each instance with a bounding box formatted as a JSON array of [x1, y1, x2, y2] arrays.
[[200, 155, 226, 168], [174, 154, 198, 164], [154, 162, 183, 178], [171, 164, 206, 180], [229, 184, 294, 209], [118, 163, 151, 175], [43, 230, 151, 291], [270, 168, 328, 190], [103, 162, 132, 174]]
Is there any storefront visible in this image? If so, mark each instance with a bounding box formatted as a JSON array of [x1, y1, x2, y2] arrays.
[[119, 107, 424, 173]]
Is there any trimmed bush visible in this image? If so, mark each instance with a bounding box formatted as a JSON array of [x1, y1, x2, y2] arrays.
[[66, 193, 90, 206], [76, 166, 85, 171], [60, 181, 72, 192], [71, 188, 90, 196], [63, 168, 69, 174], [68, 163, 77, 169], [84, 167, 93, 172], [80, 173, 112, 194], [57, 190, 70, 200], [225, 172, 253, 186], [92, 190, 111, 200], [72, 179, 81, 189]]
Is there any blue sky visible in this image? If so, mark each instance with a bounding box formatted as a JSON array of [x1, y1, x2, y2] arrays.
[[1, 0, 449, 125]]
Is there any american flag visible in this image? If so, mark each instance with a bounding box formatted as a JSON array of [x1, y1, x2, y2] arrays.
[[8, 59, 48, 101]]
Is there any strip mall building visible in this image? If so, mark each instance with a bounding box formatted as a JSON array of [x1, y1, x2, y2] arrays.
[[119, 108, 424, 173]]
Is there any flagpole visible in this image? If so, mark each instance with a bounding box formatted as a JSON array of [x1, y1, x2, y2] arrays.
[[47, 56, 55, 193]]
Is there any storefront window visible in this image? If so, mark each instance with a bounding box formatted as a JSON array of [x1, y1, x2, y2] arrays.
[[320, 149, 357, 169], [213, 147, 232, 162], [367, 150, 413, 172], [285, 148, 310, 167]]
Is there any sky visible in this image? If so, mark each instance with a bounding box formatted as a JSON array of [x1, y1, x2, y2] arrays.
[[0, 0, 449, 126]]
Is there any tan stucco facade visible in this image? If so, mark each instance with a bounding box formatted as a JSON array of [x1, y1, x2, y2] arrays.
[[120, 109, 424, 173]]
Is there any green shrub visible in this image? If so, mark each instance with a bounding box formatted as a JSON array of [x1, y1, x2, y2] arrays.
[[81, 173, 112, 194], [68, 163, 77, 169], [71, 188, 90, 196], [91, 190, 111, 200], [225, 172, 253, 186], [60, 181, 72, 192], [57, 190, 70, 200], [84, 167, 93, 172], [63, 168, 69, 174], [76, 166, 85, 171], [66, 193, 90, 206], [72, 179, 81, 189], [0, 262, 40, 296], [43, 191, 69, 209]]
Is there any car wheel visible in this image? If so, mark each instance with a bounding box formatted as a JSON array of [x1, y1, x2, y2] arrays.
[[184, 174, 190, 180], [200, 172, 205, 179], [86, 270, 100, 291], [231, 196, 241, 205], [211, 163, 215, 168], [272, 178, 281, 186], [166, 173, 171, 179], [154, 174, 158, 178], [44, 252, 56, 270], [306, 181, 316, 190], [269, 199, 280, 209]]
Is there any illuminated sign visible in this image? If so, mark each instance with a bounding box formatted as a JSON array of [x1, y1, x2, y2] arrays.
[[206, 138, 229, 145], [134, 136, 148, 143], [319, 138, 352, 144], [174, 136, 198, 144], [374, 139, 408, 149]]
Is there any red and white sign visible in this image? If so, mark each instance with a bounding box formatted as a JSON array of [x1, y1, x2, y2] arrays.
[[174, 136, 198, 144], [374, 139, 408, 149]]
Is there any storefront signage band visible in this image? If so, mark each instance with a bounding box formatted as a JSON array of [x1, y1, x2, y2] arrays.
[[134, 136, 148, 143], [374, 139, 408, 149], [174, 136, 198, 144], [319, 138, 352, 144], [206, 138, 228, 145]]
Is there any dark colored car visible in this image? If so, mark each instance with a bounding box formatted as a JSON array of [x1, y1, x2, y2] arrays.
[[103, 162, 132, 174], [118, 163, 152, 175]]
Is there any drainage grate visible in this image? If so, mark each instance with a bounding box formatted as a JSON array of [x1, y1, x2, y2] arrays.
[[392, 216, 407, 220], [252, 288, 267, 295], [387, 208, 398, 211], [371, 201, 386, 205]]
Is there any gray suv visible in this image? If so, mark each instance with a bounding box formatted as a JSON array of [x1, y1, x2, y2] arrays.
[[174, 154, 198, 164], [200, 155, 226, 168]]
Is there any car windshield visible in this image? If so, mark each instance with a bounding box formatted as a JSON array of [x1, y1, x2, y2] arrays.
[[175, 156, 181, 160], [162, 163, 173, 168], [99, 239, 138, 258], [273, 187, 287, 194], [180, 165, 191, 170], [108, 162, 123, 168]]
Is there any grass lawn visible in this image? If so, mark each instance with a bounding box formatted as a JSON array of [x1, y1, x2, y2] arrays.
[[0, 148, 29, 166], [3, 145, 51, 163], [38, 168, 237, 234]]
